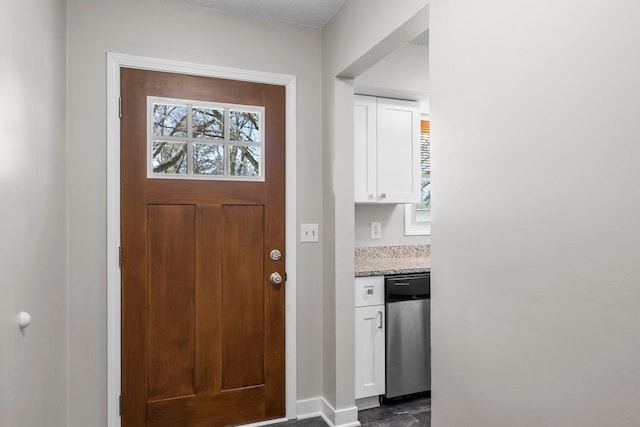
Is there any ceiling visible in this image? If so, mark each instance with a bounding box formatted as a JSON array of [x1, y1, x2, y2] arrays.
[[163, 0, 429, 100], [166, 0, 347, 28], [164, 0, 428, 45]]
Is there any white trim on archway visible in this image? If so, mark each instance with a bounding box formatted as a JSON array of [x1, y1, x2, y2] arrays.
[[106, 52, 297, 426]]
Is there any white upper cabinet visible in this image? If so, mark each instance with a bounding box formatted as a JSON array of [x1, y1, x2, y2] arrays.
[[354, 95, 421, 204], [354, 95, 378, 202]]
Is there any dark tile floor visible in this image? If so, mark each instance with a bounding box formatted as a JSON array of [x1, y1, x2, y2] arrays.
[[273, 418, 328, 427], [274, 396, 431, 426]]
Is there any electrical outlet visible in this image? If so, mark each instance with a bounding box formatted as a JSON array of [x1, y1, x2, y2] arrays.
[[371, 222, 382, 239], [300, 223, 319, 242]]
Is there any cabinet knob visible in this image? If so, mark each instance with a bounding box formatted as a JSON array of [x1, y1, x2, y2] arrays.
[[368, 193, 374, 200], [379, 193, 387, 199]]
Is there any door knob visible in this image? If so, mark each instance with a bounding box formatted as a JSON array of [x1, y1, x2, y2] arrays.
[[18, 312, 32, 330], [270, 272, 283, 285]]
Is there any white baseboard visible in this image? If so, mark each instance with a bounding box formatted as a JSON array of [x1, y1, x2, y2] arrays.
[[297, 398, 360, 427], [296, 397, 322, 419]]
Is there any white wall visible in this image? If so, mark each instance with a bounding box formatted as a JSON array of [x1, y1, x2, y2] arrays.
[[66, 1, 322, 425], [431, 1, 640, 426], [0, 0, 68, 426], [354, 204, 430, 247], [321, 0, 429, 415], [355, 43, 429, 103]]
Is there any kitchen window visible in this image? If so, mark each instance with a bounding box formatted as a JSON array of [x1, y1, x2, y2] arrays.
[[405, 116, 431, 235]]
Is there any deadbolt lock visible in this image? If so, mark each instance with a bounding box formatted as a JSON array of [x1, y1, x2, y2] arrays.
[[270, 249, 282, 261]]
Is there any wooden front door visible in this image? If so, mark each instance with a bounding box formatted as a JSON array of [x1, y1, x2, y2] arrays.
[[120, 68, 286, 427]]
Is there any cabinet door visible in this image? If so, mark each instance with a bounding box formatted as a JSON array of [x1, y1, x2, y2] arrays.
[[354, 95, 377, 203], [355, 305, 385, 399], [376, 98, 420, 204]]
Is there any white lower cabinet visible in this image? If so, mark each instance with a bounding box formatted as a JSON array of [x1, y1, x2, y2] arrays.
[[355, 276, 385, 399]]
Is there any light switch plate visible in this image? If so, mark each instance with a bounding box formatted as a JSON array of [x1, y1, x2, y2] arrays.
[[300, 223, 319, 242], [371, 222, 382, 239]]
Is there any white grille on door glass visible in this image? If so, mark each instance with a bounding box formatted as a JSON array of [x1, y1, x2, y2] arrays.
[[148, 96, 265, 181]]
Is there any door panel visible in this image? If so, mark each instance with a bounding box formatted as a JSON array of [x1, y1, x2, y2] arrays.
[[147, 204, 196, 401], [221, 205, 265, 390], [121, 68, 285, 426]]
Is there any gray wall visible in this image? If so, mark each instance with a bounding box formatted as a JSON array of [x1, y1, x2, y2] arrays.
[[431, 0, 640, 425], [66, 1, 323, 425], [322, 0, 429, 415], [0, 0, 68, 426]]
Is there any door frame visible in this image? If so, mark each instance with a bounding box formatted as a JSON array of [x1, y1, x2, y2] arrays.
[[106, 52, 297, 427]]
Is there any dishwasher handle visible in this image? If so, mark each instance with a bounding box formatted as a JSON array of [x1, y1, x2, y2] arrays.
[[393, 282, 411, 286]]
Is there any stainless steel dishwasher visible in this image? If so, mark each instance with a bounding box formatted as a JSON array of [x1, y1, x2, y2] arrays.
[[384, 272, 430, 399]]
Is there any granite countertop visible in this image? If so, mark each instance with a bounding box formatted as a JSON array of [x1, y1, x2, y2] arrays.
[[355, 245, 430, 277]]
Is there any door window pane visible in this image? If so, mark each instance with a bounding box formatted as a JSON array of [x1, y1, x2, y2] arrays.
[[193, 107, 224, 139], [153, 104, 187, 137], [230, 111, 260, 142], [152, 141, 187, 174], [230, 146, 260, 177], [193, 144, 224, 175]]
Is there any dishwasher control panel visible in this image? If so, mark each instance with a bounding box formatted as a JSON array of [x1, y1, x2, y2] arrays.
[[384, 273, 430, 302]]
